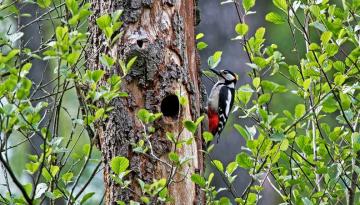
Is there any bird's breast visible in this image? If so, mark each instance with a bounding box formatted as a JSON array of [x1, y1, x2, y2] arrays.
[[208, 84, 221, 109]]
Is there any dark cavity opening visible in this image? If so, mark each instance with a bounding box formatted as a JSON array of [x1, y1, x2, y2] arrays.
[[137, 39, 144, 48], [161, 95, 179, 118]]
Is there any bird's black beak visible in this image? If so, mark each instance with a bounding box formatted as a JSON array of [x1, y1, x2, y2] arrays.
[[209, 68, 221, 76]]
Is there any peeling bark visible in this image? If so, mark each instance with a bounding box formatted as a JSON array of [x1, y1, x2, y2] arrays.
[[86, 0, 205, 204]]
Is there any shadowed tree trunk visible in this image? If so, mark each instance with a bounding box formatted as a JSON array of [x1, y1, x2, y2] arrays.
[[86, 0, 205, 204]]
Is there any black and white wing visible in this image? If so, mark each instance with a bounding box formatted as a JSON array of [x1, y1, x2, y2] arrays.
[[216, 86, 235, 141]]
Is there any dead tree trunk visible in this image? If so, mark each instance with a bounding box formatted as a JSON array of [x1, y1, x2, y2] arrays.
[[86, 0, 205, 204]]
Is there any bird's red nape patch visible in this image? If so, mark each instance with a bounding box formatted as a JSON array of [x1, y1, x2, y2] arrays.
[[208, 108, 219, 135]]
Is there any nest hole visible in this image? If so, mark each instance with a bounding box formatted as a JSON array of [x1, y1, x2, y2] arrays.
[[137, 40, 144, 48], [161, 95, 179, 118]]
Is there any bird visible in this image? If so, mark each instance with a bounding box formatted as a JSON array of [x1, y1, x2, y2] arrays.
[[207, 68, 238, 143]]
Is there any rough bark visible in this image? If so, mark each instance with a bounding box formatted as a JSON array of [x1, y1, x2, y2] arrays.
[[86, 0, 205, 204]]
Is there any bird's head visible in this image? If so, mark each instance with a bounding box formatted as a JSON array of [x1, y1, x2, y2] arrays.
[[210, 69, 238, 84]]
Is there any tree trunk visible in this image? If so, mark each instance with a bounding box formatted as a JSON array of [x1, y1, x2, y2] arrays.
[[86, 0, 205, 204]]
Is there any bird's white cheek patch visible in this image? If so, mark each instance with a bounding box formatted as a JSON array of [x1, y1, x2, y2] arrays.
[[228, 82, 235, 89]]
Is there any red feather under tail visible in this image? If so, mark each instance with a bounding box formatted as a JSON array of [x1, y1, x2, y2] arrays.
[[208, 108, 219, 136]]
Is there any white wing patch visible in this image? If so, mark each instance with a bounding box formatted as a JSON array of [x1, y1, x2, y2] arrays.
[[225, 89, 231, 117]]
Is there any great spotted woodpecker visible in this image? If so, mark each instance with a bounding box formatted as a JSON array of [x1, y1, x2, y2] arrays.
[[207, 69, 238, 142]]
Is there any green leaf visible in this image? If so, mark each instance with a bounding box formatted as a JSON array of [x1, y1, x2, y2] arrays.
[[270, 132, 285, 141], [273, 0, 287, 12], [66, 0, 78, 14], [253, 77, 260, 88], [106, 10, 120, 24], [303, 78, 311, 90], [55, 26, 68, 42], [202, 131, 214, 144], [183, 120, 197, 134], [42, 168, 52, 182], [104, 27, 113, 39], [100, 54, 115, 68], [112, 10, 123, 22], [235, 23, 249, 36], [197, 42, 208, 50], [24, 183, 33, 196], [140, 196, 150, 204], [129, 201, 140, 205], [322, 96, 338, 113], [340, 93, 351, 110], [309, 5, 321, 17], [236, 152, 252, 169], [226, 162, 238, 175], [2, 104, 16, 116], [321, 31, 333, 44], [191, 174, 206, 188], [62, 172, 74, 184], [234, 124, 250, 140], [242, 0, 256, 12], [80, 192, 95, 205], [96, 14, 111, 30], [247, 193, 257, 203], [280, 139, 289, 151], [235, 198, 245, 204], [208, 51, 222, 69], [309, 43, 320, 51], [333, 61, 346, 73], [1, 49, 20, 63], [213, 51, 223, 63], [334, 74, 346, 85], [261, 80, 287, 93], [83, 143, 91, 156], [219, 197, 232, 205], [149, 112, 161, 123], [325, 43, 338, 57], [295, 104, 305, 118], [258, 93, 271, 105], [67, 52, 81, 65], [212, 160, 224, 172], [110, 156, 130, 175], [50, 166, 60, 177], [194, 116, 204, 126], [196, 33, 204, 40], [25, 162, 40, 174], [91, 70, 105, 82], [295, 135, 309, 151], [45, 189, 63, 200], [137, 109, 150, 123], [253, 57, 267, 69], [265, 12, 285, 24], [37, 0, 51, 8], [178, 95, 188, 105], [116, 201, 126, 205], [302, 198, 314, 205], [168, 152, 179, 163], [310, 21, 326, 32], [255, 27, 265, 39], [126, 56, 137, 73], [166, 132, 175, 143], [353, 133, 360, 151], [236, 84, 253, 105]]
